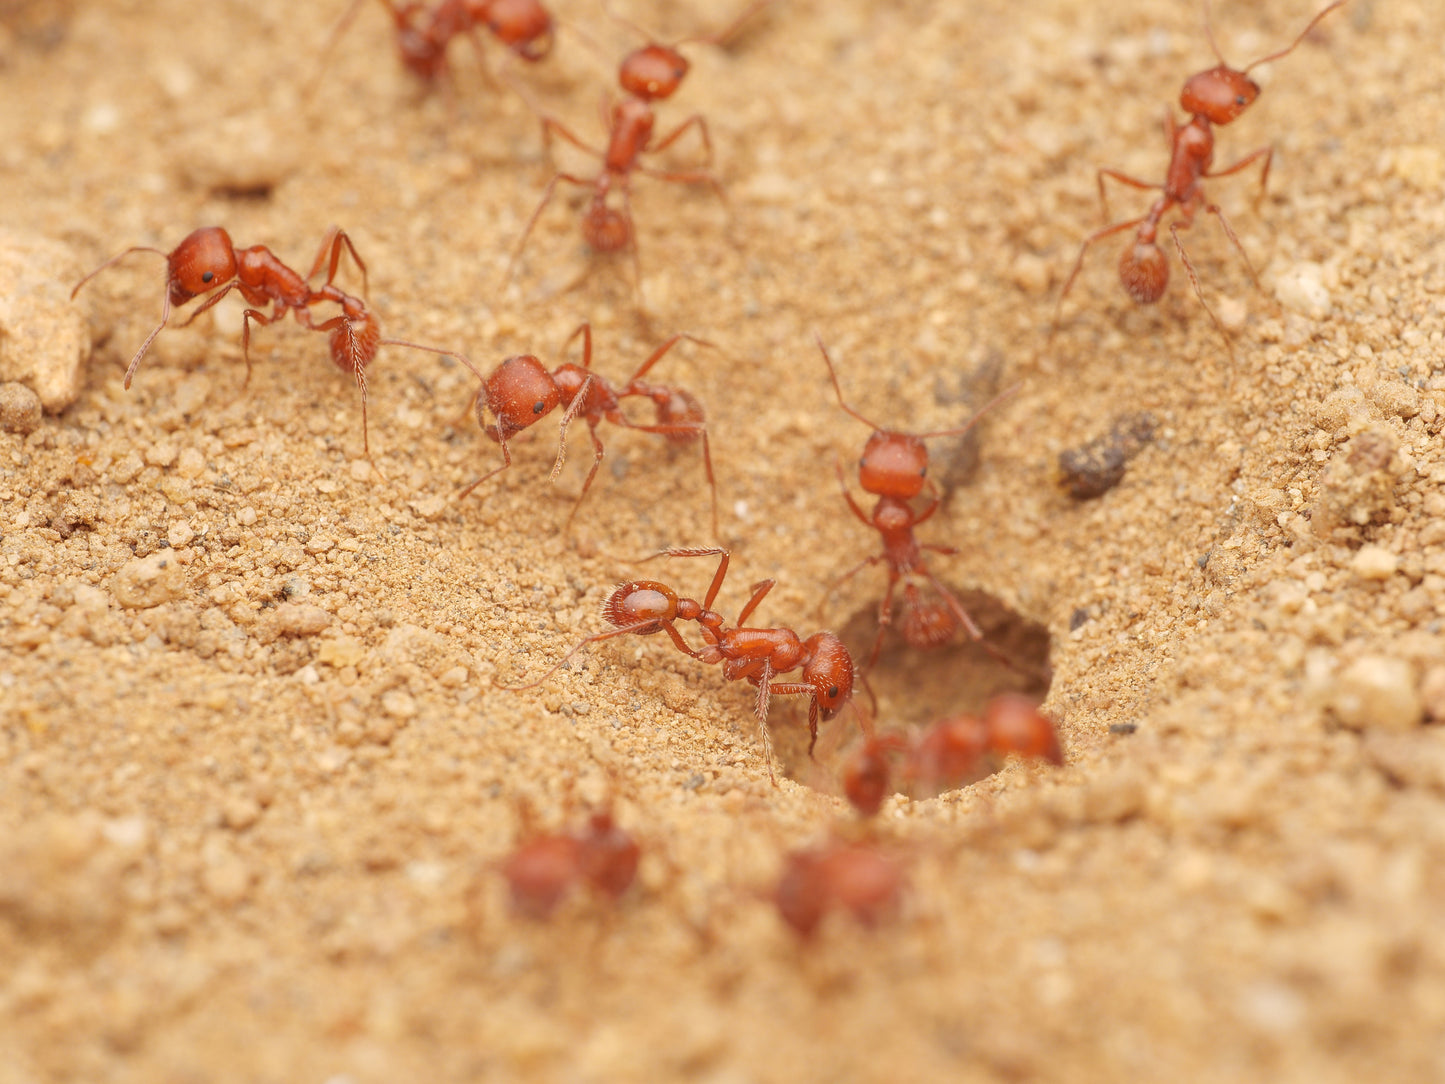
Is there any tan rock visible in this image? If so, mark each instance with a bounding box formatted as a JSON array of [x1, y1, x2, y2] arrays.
[[0, 229, 90, 411]]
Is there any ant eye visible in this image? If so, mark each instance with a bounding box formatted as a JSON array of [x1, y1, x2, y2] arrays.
[[1236, 96, 1246, 105], [532, 400, 546, 414], [919, 467, 927, 476], [827, 686, 839, 698], [202, 271, 214, 283]]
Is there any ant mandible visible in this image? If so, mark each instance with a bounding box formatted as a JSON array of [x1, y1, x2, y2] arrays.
[[1052, 0, 1348, 354], [503, 3, 771, 299], [71, 225, 461, 469], [456, 323, 719, 532], [323, 0, 553, 90], [503, 547, 859, 783], [816, 336, 1016, 670]]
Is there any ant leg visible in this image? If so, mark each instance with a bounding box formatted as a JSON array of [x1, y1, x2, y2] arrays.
[[1208, 146, 1273, 209], [817, 554, 884, 620], [238, 307, 280, 387], [833, 458, 873, 527], [865, 571, 902, 671], [637, 166, 730, 224], [550, 375, 595, 480], [308, 226, 369, 297], [752, 661, 777, 785], [458, 424, 514, 499], [562, 322, 594, 368], [539, 116, 604, 166], [647, 547, 732, 611], [736, 579, 776, 627], [1096, 168, 1161, 224], [623, 333, 715, 384], [1049, 215, 1151, 342], [651, 114, 714, 168], [308, 0, 368, 95], [614, 417, 720, 537], [1168, 221, 1237, 364], [505, 173, 595, 288], [563, 422, 606, 529], [768, 682, 821, 757], [1203, 203, 1263, 292], [498, 619, 669, 692]]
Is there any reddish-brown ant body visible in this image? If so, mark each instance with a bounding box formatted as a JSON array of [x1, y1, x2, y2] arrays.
[[501, 809, 640, 919], [1053, 1, 1347, 350], [505, 547, 858, 781], [816, 337, 1014, 669], [839, 695, 1064, 817], [72, 225, 461, 467], [503, 5, 772, 297], [324, 0, 553, 90], [773, 839, 905, 938], [457, 323, 718, 531]]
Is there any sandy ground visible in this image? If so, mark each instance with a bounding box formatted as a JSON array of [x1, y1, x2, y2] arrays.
[[2, 0, 1444, 1080]]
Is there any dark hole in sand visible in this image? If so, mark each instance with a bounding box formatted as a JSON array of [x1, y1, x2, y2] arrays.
[[771, 582, 1052, 793]]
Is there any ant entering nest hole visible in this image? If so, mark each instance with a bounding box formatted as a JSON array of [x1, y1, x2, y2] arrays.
[[770, 582, 1052, 788]]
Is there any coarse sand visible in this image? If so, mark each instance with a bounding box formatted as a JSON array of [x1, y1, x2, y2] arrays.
[[3, 0, 1445, 1081]]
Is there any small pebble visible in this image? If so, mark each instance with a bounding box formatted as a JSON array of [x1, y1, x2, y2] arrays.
[[1330, 656, 1423, 731], [111, 552, 187, 609], [0, 229, 90, 412], [0, 382, 43, 433], [1350, 545, 1398, 581], [167, 520, 195, 548], [274, 603, 331, 637], [1273, 262, 1331, 320], [381, 690, 418, 719]]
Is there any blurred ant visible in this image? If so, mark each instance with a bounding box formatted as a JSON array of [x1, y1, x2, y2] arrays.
[[840, 694, 1063, 817], [773, 839, 905, 938], [816, 336, 1016, 670], [321, 0, 553, 91], [1052, 0, 1348, 354], [504, 547, 859, 782], [71, 225, 461, 469], [500, 807, 640, 919], [504, 2, 771, 300], [456, 323, 718, 531]]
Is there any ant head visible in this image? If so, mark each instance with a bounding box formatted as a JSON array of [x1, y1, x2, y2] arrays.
[[483, 0, 555, 60], [167, 227, 237, 305], [1118, 240, 1170, 303], [603, 580, 678, 633], [1180, 65, 1260, 124], [486, 355, 560, 436], [858, 430, 930, 500], [618, 43, 690, 100], [803, 632, 854, 720]]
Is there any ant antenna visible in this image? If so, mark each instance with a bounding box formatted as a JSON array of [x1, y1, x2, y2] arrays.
[[815, 334, 889, 433], [1243, 0, 1347, 74], [914, 384, 1020, 440], [1201, 0, 1230, 67], [69, 245, 168, 300]]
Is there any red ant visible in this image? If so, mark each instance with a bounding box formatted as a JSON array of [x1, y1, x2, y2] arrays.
[[71, 225, 461, 468], [503, 3, 771, 298], [773, 839, 905, 938], [500, 808, 640, 919], [323, 0, 553, 90], [455, 323, 718, 532], [1052, 0, 1348, 353], [816, 336, 1016, 670], [504, 547, 859, 782], [840, 694, 1063, 817]]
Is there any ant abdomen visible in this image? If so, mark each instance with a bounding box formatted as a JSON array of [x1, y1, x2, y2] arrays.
[[1119, 241, 1170, 304], [603, 581, 678, 632]]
